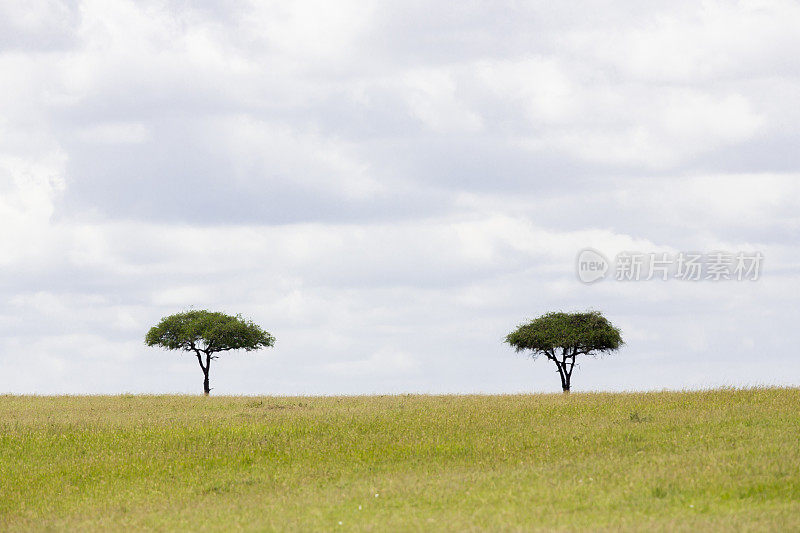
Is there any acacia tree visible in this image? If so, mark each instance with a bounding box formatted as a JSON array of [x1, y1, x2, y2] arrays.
[[145, 310, 275, 395], [505, 311, 623, 393]]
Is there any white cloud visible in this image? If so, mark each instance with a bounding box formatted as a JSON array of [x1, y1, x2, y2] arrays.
[[568, 0, 800, 83], [324, 348, 420, 378], [245, 0, 375, 64], [476, 58, 578, 125], [0, 151, 66, 267], [212, 115, 383, 200], [0, 0, 798, 394], [0, 0, 78, 51], [75, 122, 149, 144], [401, 68, 483, 133]]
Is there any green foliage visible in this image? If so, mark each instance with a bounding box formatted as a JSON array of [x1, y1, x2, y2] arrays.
[[505, 310, 623, 359], [1, 389, 799, 530], [145, 310, 275, 354]]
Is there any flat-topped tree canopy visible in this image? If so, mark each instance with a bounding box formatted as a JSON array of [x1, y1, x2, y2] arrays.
[[145, 310, 274, 395], [505, 311, 623, 392], [506, 311, 623, 357], [146, 310, 274, 353]]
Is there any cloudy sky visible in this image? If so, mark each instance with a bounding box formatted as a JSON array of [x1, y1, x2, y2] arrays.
[[1, 0, 799, 395]]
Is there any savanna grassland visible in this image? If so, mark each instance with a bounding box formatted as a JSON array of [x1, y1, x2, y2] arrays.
[[1, 388, 798, 531]]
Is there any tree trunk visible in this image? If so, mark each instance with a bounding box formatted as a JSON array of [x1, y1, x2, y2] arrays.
[[550, 353, 573, 395], [192, 346, 212, 396], [554, 361, 568, 393]]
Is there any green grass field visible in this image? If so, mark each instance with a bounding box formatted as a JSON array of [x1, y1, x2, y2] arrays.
[[1, 388, 798, 531]]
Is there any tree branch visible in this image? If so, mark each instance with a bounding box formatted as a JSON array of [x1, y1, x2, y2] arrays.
[[553, 358, 567, 390], [190, 341, 207, 373]]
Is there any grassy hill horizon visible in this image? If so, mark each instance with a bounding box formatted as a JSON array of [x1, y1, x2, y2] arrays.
[[1, 388, 798, 531]]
